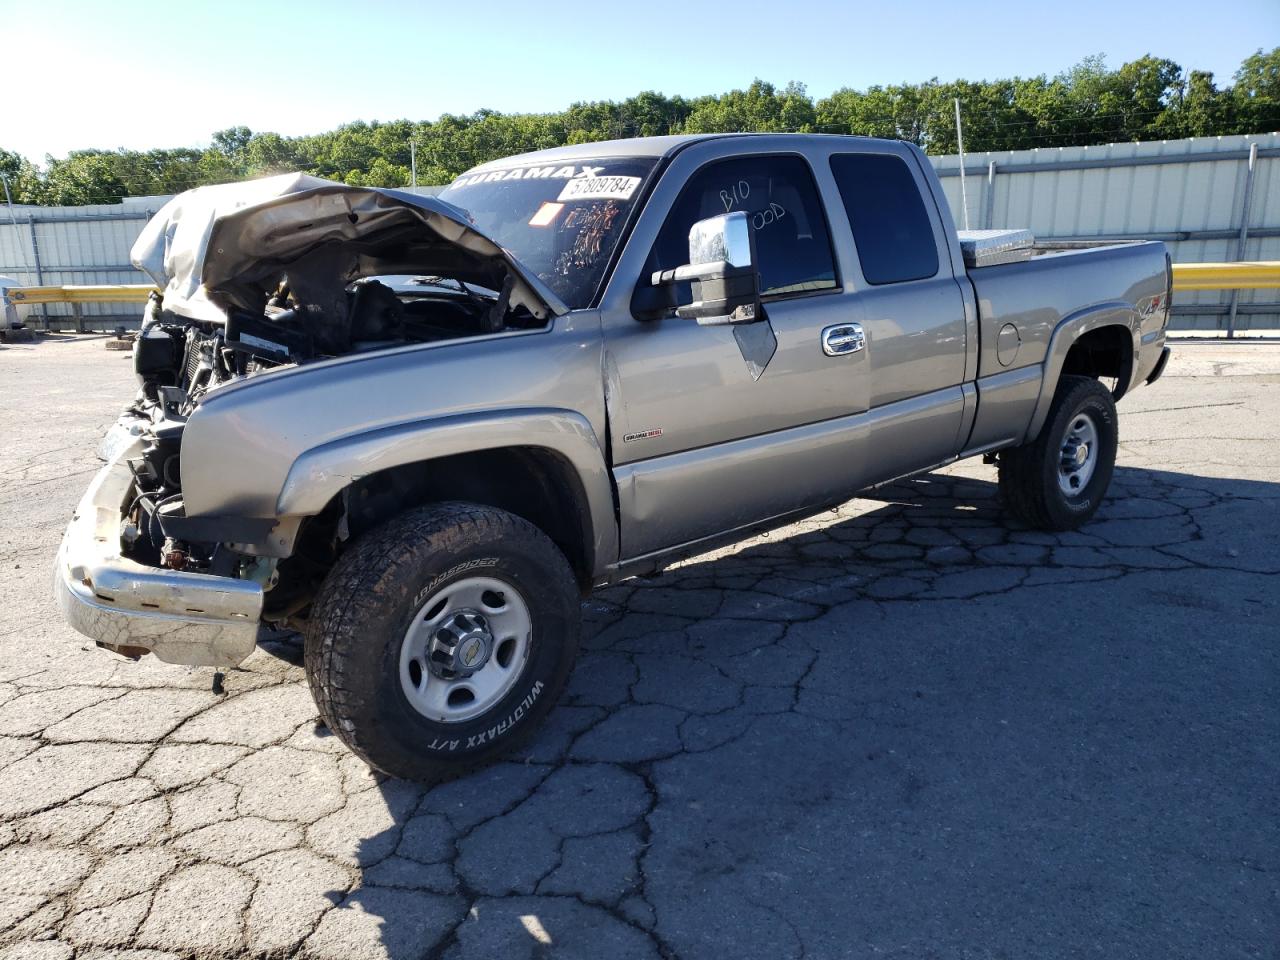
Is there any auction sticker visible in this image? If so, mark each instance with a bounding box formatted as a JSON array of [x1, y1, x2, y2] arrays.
[[557, 175, 641, 203]]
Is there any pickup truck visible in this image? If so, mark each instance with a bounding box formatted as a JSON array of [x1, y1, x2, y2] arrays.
[[54, 134, 1172, 781]]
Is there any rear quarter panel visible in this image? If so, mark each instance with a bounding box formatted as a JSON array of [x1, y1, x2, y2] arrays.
[[966, 240, 1168, 449]]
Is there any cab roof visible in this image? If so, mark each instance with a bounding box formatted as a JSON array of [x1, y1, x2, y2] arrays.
[[461, 133, 888, 175]]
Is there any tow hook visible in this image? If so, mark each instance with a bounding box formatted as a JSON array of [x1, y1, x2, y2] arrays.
[[161, 538, 189, 570], [238, 556, 280, 590]]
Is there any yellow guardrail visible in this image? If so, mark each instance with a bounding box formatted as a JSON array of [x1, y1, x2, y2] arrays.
[[3, 283, 158, 305], [1, 262, 1278, 314], [1171, 261, 1280, 292]]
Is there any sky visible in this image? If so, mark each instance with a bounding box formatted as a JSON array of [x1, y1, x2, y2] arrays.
[[2, 0, 1277, 161]]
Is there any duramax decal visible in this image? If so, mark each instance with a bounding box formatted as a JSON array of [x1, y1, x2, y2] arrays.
[[450, 165, 606, 188], [623, 428, 664, 443]]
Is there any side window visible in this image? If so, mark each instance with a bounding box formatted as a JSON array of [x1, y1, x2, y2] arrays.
[[648, 155, 837, 299], [829, 153, 939, 285]]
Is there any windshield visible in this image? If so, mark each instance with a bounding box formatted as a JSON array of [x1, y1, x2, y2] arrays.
[[438, 157, 658, 310]]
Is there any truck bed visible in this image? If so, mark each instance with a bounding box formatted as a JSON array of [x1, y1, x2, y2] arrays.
[[959, 239, 1170, 454], [968, 240, 1169, 382]]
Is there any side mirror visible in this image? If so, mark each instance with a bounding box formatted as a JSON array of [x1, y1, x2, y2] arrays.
[[650, 211, 761, 325]]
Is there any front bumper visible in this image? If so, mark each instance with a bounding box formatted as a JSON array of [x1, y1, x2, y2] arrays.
[[53, 438, 263, 667]]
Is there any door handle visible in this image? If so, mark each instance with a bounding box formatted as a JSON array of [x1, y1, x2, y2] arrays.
[[821, 323, 865, 356]]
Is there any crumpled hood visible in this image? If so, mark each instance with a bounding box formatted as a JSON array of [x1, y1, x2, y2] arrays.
[[130, 173, 567, 324]]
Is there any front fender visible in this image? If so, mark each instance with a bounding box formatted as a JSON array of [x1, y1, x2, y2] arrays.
[[1023, 303, 1139, 443], [275, 408, 618, 576]]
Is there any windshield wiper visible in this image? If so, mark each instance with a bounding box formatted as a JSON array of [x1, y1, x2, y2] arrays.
[[407, 275, 501, 303], [406, 275, 509, 325]]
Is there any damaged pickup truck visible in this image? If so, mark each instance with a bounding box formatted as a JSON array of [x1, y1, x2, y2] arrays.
[[55, 135, 1172, 780]]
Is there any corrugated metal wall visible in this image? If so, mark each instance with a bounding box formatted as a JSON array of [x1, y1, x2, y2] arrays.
[[930, 133, 1280, 332], [0, 201, 156, 326], [0, 188, 445, 330], [2, 138, 1276, 332]]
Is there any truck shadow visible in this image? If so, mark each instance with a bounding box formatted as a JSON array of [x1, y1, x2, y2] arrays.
[[305, 464, 1280, 958]]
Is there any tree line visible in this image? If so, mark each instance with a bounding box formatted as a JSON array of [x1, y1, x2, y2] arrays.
[[2, 50, 1277, 207]]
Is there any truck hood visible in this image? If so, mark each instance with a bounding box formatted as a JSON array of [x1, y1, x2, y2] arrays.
[[130, 173, 568, 324]]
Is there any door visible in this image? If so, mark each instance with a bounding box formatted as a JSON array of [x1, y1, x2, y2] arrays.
[[602, 149, 872, 559], [824, 148, 972, 483]]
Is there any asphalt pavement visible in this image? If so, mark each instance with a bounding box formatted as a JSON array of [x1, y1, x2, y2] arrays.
[[0, 334, 1276, 959]]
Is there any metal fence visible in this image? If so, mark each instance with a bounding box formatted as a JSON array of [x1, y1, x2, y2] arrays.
[[2, 136, 1278, 333], [1, 198, 158, 329], [931, 132, 1280, 333], [0, 188, 446, 331]]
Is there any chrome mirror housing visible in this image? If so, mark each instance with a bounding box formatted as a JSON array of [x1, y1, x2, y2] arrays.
[[649, 211, 761, 326], [688, 211, 753, 269]]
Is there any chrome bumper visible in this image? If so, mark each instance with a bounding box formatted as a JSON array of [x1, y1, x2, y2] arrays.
[[53, 439, 263, 667]]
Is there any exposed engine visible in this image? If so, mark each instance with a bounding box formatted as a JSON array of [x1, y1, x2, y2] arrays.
[[93, 175, 565, 626], [118, 270, 539, 589], [133, 272, 534, 408]]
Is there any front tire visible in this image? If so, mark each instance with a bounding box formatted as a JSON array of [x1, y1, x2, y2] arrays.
[[998, 375, 1118, 531], [304, 502, 580, 782]]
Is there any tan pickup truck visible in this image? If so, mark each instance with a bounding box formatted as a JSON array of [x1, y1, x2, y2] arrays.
[[55, 134, 1171, 780]]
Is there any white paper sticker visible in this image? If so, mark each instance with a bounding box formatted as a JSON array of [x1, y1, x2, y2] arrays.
[[557, 175, 641, 203], [528, 202, 564, 227]]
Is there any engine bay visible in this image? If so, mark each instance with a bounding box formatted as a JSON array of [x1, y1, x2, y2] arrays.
[[107, 175, 566, 606], [117, 269, 543, 590], [134, 273, 542, 406]]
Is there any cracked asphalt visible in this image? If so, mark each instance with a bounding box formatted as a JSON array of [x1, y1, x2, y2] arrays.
[[0, 334, 1277, 960]]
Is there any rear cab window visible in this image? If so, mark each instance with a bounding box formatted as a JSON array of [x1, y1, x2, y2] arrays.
[[646, 154, 838, 302], [829, 153, 940, 285]]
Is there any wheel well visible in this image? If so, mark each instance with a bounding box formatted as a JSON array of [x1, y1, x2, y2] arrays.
[[354, 447, 594, 588], [1061, 325, 1134, 399], [269, 447, 596, 620]]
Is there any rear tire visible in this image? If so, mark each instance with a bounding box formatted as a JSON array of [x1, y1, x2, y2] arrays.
[[998, 375, 1118, 531], [304, 502, 580, 782]]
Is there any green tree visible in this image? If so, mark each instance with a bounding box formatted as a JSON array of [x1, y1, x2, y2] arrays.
[[1231, 48, 1280, 132], [0, 148, 41, 203], [1159, 70, 1232, 138], [682, 81, 815, 133], [212, 126, 253, 157], [38, 151, 130, 204], [5, 48, 1278, 204], [244, 132, 303, 175]]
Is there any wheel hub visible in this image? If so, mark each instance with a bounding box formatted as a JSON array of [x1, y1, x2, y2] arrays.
[[1063, 441, 1090, 468], [1057, 413, 1099, 496], [428, 610, 493, 678], [398, 574, 533, 724]]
